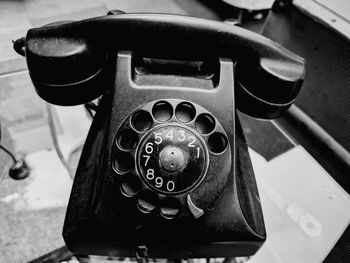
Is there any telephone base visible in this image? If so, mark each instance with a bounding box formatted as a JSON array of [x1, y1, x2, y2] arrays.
[[63, 116, 265, 259], [62, 53, 266, 259]]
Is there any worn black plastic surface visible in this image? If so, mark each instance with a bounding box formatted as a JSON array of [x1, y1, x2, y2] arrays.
[[62, 53, 266, 258], [24, 12, 304, 119], [16, 12, 308, 258]]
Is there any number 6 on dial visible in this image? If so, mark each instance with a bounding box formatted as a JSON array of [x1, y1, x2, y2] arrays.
[[145, 142, 153, 154]]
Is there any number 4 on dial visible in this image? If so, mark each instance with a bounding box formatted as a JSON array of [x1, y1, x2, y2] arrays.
[[166, 130, 173, 140]]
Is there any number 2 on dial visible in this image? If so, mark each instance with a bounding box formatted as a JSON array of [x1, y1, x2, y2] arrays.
[[188, 136, 195, 147]]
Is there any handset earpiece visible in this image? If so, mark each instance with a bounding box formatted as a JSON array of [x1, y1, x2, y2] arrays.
[[235, 49, 305, 119], [24, 21, 108, 106]]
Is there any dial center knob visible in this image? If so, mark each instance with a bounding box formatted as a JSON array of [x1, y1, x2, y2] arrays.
[[160, 147, 185, 172]]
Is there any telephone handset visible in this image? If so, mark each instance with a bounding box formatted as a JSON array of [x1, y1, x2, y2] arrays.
[[24, 12, 304, 118], [17, 12, 305, 258]]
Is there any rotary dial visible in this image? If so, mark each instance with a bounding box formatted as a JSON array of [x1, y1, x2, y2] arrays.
[[111, 99, 229, 219], [137, 125, 207, 195]]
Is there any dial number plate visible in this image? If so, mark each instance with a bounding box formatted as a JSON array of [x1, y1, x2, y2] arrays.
[[137, 125, 207, 195]]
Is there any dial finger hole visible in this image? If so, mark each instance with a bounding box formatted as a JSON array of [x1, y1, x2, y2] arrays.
[[160, 197, 181, 219], [116, 129, 139, 151], [120, 176, 142, 197], [112, 151, 134, 174], [137, 191, 159, 213], [208, 132, 228, 154], [152, 101, 173, 122], [195, 113, 215, 134], [131, 110, 153, 132], [175, 102, 196, 123]]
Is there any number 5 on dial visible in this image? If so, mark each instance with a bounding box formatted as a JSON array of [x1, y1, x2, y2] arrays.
[[154, 132, 162, 144]]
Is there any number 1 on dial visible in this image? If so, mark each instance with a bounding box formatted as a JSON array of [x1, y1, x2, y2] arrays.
[[196, 147, 200, 158]]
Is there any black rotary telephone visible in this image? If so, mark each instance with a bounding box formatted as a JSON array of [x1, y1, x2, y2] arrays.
[[15, 11, 305, 259]]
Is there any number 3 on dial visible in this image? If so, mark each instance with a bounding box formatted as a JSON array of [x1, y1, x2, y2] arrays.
[[178, 130, 185, 141]]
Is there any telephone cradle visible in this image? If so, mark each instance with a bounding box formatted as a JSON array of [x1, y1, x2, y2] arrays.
[[15, 11, 305, 259]]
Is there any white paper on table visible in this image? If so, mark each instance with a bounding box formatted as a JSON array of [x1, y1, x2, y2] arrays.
[[249, 146, 350, 263]]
